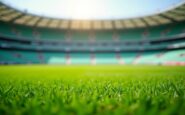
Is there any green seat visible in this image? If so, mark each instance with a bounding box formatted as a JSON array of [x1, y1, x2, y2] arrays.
[[96, 53, 118, 64]]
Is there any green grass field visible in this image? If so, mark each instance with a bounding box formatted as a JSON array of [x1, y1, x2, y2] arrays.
[[0, 65, 185, 115]]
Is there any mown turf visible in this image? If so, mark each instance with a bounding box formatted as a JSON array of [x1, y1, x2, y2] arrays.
[[0, 65, 185, 115]]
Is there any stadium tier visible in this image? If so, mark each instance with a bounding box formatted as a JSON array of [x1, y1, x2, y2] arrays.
[[0, 49, 185, 65], [0, 21, 185, 41]]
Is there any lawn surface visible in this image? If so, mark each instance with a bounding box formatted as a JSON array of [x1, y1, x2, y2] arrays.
[[0, 65, 185, 115]]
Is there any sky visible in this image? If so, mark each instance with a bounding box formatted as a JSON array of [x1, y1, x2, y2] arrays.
[[0, 0, 185, 20]]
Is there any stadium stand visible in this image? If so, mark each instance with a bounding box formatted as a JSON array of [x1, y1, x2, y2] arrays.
[[0, 49, 185, 65], [0, 21, 185, 41], [0, 2, 185, 65]]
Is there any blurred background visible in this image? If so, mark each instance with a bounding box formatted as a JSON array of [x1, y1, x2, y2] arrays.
[[0, 0, 185, 65]]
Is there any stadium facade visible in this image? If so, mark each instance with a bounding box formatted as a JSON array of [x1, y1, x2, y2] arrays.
[[0, 2, 185, 65]]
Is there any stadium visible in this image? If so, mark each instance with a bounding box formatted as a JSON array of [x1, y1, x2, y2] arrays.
[[0, 0, 185, 115]]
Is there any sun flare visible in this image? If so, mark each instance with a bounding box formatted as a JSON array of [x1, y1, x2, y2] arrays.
[[67, 0, 103, 19]]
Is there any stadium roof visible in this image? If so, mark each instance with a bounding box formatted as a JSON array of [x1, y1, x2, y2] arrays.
[[0, 1, 185, 30]]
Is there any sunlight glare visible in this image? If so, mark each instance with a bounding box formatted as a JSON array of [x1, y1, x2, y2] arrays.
[[67, 0, 104, 19]]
